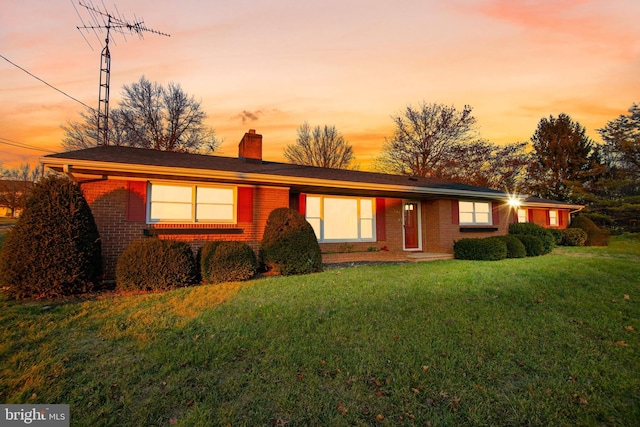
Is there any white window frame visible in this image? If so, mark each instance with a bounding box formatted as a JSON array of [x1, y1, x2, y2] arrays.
[[305, 195, 376, 243], [147, 182, 236, 224], [459, 201, 492, 225], [517, 208, 528, 223], [549, 210, 558, 227]]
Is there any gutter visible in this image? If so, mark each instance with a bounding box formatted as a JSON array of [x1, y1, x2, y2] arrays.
[[42, 157, 511, 201]]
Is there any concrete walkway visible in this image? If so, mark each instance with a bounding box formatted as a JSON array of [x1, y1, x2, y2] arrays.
[[322, 251, 453, 265]]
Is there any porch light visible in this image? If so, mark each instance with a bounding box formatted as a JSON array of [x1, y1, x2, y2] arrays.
[[508, 196, 522, 209]]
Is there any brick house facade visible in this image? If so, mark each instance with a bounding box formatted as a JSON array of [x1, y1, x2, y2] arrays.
[[42, 130, 582, 278]]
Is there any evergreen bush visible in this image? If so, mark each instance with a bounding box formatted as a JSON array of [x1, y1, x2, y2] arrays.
[[200, 241, 257, 284], [116, 238, 197, 292], [0, 175, 102, 299], [561, 228, 588, 246], [549, 228, 564, 245], [196, 241, 223, 283], [569, 215, 609, 246], [509, 222, 555, 254], [494, 234, 527, 258], [514, 235, 544, 257], [259, 208, 323, 275], [453, 237, 507, 261]]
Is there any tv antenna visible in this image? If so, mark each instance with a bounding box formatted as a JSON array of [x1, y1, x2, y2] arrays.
[[73, 1, 170, 146]]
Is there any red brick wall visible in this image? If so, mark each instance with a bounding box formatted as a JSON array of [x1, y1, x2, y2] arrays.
[[527, 208, 571, 230], [422, 199, 511, 253], [79, 179, 289, 279], [80, 179, 144, 280]]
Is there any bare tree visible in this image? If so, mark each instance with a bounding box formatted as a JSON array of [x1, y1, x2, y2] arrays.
[[62, 76, 221, 153], [284, 122, 355, 169], [376, 102, 477, 177]]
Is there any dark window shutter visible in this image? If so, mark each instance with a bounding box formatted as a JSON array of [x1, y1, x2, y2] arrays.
[[492, 202, 500, 225], [376, 198, 386, 241], [559, 210, 565, 227], [126, 181, 147, 222], [527, 209, 534, 223], [237, 187, 253, 222], [451, 200, 459, 224], [545, 210, 550, 226]]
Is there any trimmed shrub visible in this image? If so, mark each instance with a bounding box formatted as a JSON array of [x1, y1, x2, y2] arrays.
[[509, 223, 555, 254], [569, 215, 609, 246], [549, 228, 564, 245], [259, 208, 323, 275], [561, 228, 588, 246], [196, 241, 223, 283], [0, 175, 102, 299], [453, 237, 507, 261], [116, 238, 197, 292], [494, 234, 527, 258], [200, 241, 257, 284], [514, 235, 544, 257]]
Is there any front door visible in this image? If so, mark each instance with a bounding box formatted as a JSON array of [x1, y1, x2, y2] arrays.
[[403, 201, 421, 250]]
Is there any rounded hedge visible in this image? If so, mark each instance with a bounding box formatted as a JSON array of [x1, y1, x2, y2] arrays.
[[259, 208, 323, 275], [514, 234, 544, 257], [453, 237, 507, 261], [561, 228, 588, 246], [200, 241, 257, 284], [549, 228, 564, 245], [569, 215, 609, 246], [0, 175, 102, 299], [494, 234, 527, 258], [509, 222, 555, 254], [116, 238, 197, 292]]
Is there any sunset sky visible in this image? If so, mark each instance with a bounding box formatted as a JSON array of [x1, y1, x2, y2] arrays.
[[1, 0, 639, 170]]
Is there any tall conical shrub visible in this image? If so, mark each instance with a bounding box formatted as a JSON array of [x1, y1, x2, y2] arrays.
[[0, 175, 102, 299]]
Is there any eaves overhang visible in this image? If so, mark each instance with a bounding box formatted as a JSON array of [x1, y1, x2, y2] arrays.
[[42, 156, 510, 201], [522, 201, 585, 210]]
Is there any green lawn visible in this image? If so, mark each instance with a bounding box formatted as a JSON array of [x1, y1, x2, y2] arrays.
[[1, 236, 639, 426]]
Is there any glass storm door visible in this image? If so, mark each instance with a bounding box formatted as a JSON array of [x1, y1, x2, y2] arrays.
[[403, 201, 420, 250]]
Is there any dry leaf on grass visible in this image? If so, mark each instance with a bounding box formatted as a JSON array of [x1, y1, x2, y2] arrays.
[[337, 402, 348, 415]]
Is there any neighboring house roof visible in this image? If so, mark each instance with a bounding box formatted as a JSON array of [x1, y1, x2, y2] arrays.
[[522, 196, 584, 211], [42, 145, 511, 201]]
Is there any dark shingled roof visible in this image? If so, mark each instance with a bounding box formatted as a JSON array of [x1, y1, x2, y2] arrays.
[[523, 196, 583, 209], [44, 145, 506, 197]]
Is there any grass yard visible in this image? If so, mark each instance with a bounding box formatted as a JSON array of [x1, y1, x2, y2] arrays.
[[1, 235, 639, 426]]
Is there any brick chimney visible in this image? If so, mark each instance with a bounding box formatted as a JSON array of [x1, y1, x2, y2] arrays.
[[238, 129, 262, 162]]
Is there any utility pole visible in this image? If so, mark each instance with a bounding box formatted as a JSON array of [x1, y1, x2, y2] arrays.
[[74, 1, 169, 146]]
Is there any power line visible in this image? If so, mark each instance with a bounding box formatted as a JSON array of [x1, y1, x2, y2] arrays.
[[0, 53, 96, 112], [0, 137, 57, 153]]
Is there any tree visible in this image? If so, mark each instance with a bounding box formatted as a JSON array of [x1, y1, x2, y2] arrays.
[[62, 76, 221, 153], [438, 140, 530, 190], [0, 163, 42, 217], [598, 103, 640, 177], [376, 102, 477, 177], [580, 103, 640, 232], [284, 122, 355, 169], [527, 113, 596, 201]]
